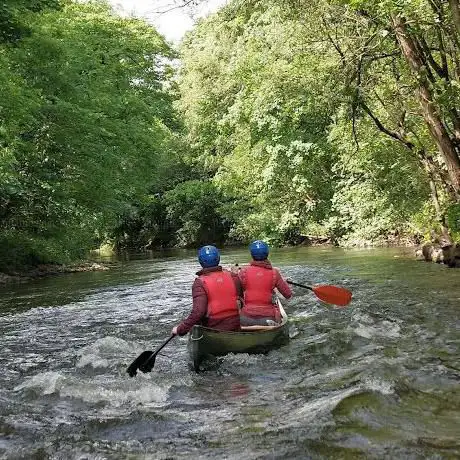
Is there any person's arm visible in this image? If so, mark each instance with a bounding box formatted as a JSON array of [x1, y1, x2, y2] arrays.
[[237, 267, 247, 290], [231, 271, 244, 298], [174, 279, 207, 336], [274, 269, 292, 299]]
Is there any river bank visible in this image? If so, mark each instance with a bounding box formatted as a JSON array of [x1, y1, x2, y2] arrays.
[[0, 261, 111, 284], [2, 235, 458, 286]]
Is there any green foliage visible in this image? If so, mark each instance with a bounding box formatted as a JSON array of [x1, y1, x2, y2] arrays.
[[0, 1, 178, 268], [113, 179, 231, 250], [164, 180, 231, 247], [2, 0, 460, 270], [0, 226, 92, 272], [327, 117, 430, 245], [177, 0, 459, 247], [115, 177, 233, 251], [447, 204, 460, 240], [0, 0, 61, 42], [112, 195, 171, 250], [410, 201, 443, 241], [179, 3, 343, 244]]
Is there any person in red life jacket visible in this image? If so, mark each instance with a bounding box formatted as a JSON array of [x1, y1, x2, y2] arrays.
[[171, 245, 243, 336], [238, 240, 292, 326]]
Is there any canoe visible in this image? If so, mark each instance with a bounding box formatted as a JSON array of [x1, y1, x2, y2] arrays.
[[187, 299, 289, 372]]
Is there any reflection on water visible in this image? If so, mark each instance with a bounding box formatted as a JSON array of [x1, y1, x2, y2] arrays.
[[0, 246, 459, 458]]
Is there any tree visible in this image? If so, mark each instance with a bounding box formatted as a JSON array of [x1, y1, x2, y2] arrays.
[[177, 0, 441, 245], [0, 1, 177, 267], [0, 0, 61, 42]]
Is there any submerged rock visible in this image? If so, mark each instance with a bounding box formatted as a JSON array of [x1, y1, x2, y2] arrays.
[[418, 242, 459, 267]]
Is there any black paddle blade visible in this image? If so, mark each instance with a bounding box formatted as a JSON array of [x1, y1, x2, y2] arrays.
[[126, 350, 152, 377], [127, 335, 175, 377], [139, 354, 156, 373]]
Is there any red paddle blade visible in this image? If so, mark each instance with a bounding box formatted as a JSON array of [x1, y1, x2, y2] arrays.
[[312, 285, 352, 306]]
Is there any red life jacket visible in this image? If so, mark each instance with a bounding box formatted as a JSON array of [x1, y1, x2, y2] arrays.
[[240, 265, 278, 317], [200, 270, 239, 320]]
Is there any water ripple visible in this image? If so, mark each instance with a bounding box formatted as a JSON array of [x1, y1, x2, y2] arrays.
[[0, 248, 459, 458]]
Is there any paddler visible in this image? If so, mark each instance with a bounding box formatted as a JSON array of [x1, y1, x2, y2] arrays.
[[237, 240, 292, 326], [171, 245, 243, 336]]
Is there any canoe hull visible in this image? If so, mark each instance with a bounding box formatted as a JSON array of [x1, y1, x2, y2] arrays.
[[187, 302, 289, 371]]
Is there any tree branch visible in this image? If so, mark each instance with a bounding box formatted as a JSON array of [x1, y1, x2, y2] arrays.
[[448, 0, 460, 37], [360, 100, 415, 150], [320, 16, 346, 67], [419, 35, 448, 79], [413, 36, 437, 84], [146, 0, 202, 16]]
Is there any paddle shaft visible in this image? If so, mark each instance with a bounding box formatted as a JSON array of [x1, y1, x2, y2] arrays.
[[287, 280, 313, 291], [152, 334, 176, 356]]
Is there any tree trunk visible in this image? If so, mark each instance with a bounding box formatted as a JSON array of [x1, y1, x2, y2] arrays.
[[449, 0, 460, 37], [392, 14, 460, 200], [421, 154, 452, 242]]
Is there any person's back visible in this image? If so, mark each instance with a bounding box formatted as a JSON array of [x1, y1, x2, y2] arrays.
[[197, 265, 241, 330], [172, 245, 242, 336], [239, 240, 292, 326]]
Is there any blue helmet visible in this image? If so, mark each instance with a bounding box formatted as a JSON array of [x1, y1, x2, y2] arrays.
[[249, 240, 269, 260], [198, 245, 220, 268]]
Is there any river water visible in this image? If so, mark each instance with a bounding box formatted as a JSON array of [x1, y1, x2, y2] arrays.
[[0, 247, 459, 459]]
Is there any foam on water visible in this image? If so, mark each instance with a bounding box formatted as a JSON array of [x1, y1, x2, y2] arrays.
[[350, 311, 401, 339], [13, 371, 65, 395], [363, 377, 394, 395], [353, 321, 401, 339], [76, 336, 134, 369], [61, 381, 168, 407], [283, 386, 360, 427], [12, 370, 169, 416]]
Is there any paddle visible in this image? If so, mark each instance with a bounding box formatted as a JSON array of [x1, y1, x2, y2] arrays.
[[127, 334, 176, 377], [287, 280, 352, 306]]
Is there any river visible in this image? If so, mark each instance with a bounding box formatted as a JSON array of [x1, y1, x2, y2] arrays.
[[0, 247, 459, 459]]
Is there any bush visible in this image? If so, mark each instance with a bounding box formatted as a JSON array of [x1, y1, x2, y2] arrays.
[[447, 203, 460, 241], [0, 230, 88, 272], [164, 180, 231, 247]]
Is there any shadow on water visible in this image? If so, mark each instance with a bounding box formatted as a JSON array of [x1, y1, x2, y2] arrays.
[[0, 246, 459, 458]]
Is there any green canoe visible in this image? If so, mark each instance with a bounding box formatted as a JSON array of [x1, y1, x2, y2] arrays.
[[187, 300, 289, 372]]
